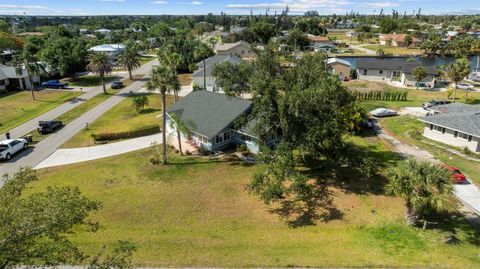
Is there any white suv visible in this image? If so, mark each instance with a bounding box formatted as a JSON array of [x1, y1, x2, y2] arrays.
[[0, 139, 29, 161]]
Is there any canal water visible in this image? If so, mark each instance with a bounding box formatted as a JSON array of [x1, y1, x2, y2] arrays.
[[337, 55, 479, 72]]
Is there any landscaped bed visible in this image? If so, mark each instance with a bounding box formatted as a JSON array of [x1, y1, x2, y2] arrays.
[[28, 134, 480, 268], [61, 94, 175, 148], [0, 90, 81, 133]]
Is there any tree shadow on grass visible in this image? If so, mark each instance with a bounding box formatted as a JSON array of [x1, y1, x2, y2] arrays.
[[268, 183, 344, 228], [139, 108, 161, 114]]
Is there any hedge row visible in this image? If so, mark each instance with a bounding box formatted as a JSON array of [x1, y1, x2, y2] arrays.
[[354, 90, 408, 101], [92, 125, 160, 142]]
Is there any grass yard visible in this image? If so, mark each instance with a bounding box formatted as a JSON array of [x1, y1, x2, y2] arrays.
[[27, 134, 480, 268], [344, 81, 480, 111], [61, 94, 175, 148], [381, 116, 480, 185], [0, 90, 81, 134], [362, 44, 423, 55], [70, 75, 122, 87]]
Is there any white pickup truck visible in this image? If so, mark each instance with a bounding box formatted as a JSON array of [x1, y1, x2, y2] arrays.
[[0, 139, 29, 161]]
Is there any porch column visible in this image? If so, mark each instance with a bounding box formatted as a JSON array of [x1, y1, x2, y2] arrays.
[[18, 78, 25, 90]]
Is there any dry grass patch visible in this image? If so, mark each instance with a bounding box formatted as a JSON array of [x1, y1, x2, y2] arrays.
[[177, 74, 192, 86]]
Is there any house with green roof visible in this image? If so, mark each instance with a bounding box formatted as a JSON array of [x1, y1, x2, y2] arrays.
[[419, 103, 480, 152], [166, 90, 266, 153]]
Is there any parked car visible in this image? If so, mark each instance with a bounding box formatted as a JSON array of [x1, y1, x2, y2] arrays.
[[365, 118, 374, 128], [370, 108, 397, 117], [42, 80, 68, 89], [111, 81, 124, 89], [0, 139, 28, 161], [468, 72, 480, 82], [443, 164, 467, 183], [38, 120, 63, 134], [422, 99, 451, 109], [456, 83, 474, 90]]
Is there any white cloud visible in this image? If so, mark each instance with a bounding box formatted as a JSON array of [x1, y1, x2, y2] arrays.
[[226, 0, 354, 12], [191, 1, 203, 4], [150, 1, 168, 4], [363, 1, 400, 8], [0, 4, 49, 10], [99, 0, 126, 2]]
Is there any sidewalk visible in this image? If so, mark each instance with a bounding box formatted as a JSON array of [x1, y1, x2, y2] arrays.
[[35, 133, 162, 169]]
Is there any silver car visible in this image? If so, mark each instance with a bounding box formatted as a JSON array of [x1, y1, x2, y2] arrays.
[[370, 108, 397, 117]]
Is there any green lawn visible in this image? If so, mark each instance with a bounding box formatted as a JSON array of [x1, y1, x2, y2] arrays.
[[70, 75, 122, 87], [26, 134, 480, 268], [381, 116, 480, 185], [61, 94, 175, 148], [0, 90, 81, 134], [362, 44, 423, 55]]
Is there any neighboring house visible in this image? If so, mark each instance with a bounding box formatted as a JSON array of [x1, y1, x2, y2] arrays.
[[327, 58, 351, 81], [88, 44, 125, 59], [346, 31, 358, 38], [307, 34, 330, 45], [356, 58, 437, 87], [192, 54, 242, 92], [0, 64, 37, 91], [214, 41, 256, 59], [166, 91, 266, 153], [446, 31, 459, 41], [17, 32, 44, 37], [313, 43, 336, 53], [379, 34, 421, 47], [419, 103, 480, 152], [79, 29, 89, 35], [95, 28, 111, 38]]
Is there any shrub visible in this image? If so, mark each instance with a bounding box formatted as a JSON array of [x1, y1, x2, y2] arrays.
[[463, 147, 473, 155], [192, 83, 202, 91], [149, 155, 160, 165], [185, 150, 192, 155], [0, 88, 8, 95], [236, 144, 248, 153], [92, 125, 160, 142]]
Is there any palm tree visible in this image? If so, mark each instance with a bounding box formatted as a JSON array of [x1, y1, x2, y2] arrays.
[[86, 52, 113, 94], [146, 65, 179, 165], [193, 43, 211, 91], [14, 58, 42, 100], [118, 46, 141, 80], [386, 159, 453, 226], [446, 58, 471, 102], [158, 48, 183, 101], [168, 113, 195, 156]]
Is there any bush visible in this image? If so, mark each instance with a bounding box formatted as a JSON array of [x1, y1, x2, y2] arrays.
[[192, 83, 202, 91], [463, 147, 473, 156], [0, 88, 8, 95], [149, 155, 160, 165], [185, 150, 192, 155], [236, 144, 248, 153], [92, 125, 160, 142]]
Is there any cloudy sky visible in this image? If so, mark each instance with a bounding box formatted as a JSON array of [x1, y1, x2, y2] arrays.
[[0, 0, 478, 16]]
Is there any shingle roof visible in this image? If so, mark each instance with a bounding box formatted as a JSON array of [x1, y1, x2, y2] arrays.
[[0, 65, 28, 79], [428, 103, 480, 114], [401, 62, 437, 75], [166, 91, 252, 138], [193, 55, 242, 78], [356, 58, 436, 74], [327, 57, 351, 67], [215, 41, 251, 52], [380, 34, 420, 43], [419, 111, 480, 137], [88, 44, 124, 52]]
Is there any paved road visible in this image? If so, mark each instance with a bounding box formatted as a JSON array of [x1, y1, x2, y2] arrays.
[[35, 133, 162, 169], [0, 61, 157, 140], [0, 60, 158, 182]]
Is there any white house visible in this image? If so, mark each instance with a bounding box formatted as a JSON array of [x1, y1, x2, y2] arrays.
[[88, 44, 125, 59], [0, 64, 37, 91], [192, 54, 242, 92], [95, 28, 111, 38], [346, 31, 357, 38], [419, 103, 480, 152]]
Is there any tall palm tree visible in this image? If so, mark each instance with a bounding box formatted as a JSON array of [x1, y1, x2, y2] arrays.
[[386, 159, 453, 226], [193, 43, 211, 91], [158, 48, 183, 101], [168, 113, 195, 156], [86, 52, 113, 94], [446, 58, 471, 102], [146, 65, 179, 165], [14, 58, 42, 100], [118, 46, 141, 80]]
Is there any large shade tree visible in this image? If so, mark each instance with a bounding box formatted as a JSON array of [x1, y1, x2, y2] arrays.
[[386, 159, 453, 225], [86, 52, 113, 94]]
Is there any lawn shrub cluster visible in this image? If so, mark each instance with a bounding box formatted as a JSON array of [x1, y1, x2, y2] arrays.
[[353, 90, 408, 101], [92, 125, 160, 142]]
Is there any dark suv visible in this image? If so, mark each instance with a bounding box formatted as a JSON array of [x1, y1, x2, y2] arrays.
[[111, 81, 124, 89], [38, 120, 63, 134]]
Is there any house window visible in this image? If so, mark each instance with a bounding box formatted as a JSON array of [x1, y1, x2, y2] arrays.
[[433, 125, 444, 133], [363, 69, 368, 76], [429, 124, 433, 130], [224, 131, 230, 141], [379, 70, 384, 75], [241, 50, 245, 54], [215, 135, 224, 144], [457, 132, 469, 141]]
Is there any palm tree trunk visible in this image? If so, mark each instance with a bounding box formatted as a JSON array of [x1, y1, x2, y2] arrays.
[[405, 201, 417, 226], [161, 93, 167, 165], [177, 130, 183, 156], [452, 82, 457, 102], [29, 77, 36, 100], [101, 76, 107, 94], [203, 59, 206, 91], [128, 68, 133, 80]]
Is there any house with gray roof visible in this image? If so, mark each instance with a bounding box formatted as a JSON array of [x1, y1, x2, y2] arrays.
[[356, 58, 438, 87], [0, 64, 36, 91], [418, 103, 480, 152], [166, 91, 264, 153], [192, 54, 242, 93]]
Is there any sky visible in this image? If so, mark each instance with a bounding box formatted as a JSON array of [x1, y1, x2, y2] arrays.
[[0, 0, 479, 16]]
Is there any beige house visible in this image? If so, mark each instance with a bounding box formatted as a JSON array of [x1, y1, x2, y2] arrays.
[[379, 34, 421, 47], [306, 34, 330, 45], [214, 41, 256, 59], [327, 58, 351, 81]]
